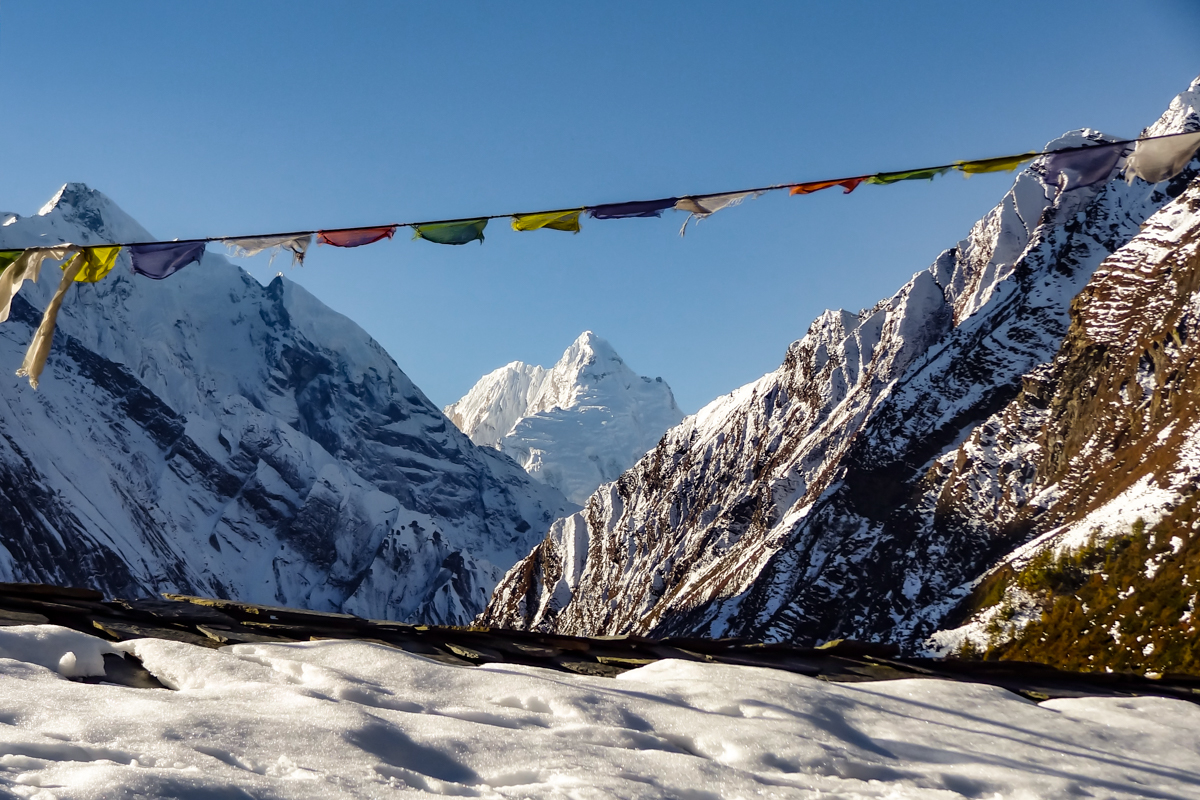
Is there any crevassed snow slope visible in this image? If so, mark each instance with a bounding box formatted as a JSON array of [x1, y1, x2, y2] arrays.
[[0, 184, 572, 625], [0, 624, 1197, 799], [445, 331, 683, 505]]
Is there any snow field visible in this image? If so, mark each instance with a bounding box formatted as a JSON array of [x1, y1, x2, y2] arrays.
[[0, 627, 1195, 797]]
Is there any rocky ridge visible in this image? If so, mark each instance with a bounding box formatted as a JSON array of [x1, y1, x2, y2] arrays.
[[926, 149, 1200, 671], [481, 77, 1200, 651]]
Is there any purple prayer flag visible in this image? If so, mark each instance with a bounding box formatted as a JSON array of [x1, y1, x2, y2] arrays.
[[588, 198, 679, 220], [129, 241, 207, 280], [1043, 142, 1125, 191]]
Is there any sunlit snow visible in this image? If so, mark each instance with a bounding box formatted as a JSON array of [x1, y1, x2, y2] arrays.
[[0, 625, 1196, 798]]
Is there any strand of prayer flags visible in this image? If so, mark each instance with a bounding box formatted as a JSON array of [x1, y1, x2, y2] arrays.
[[1, 129, 1198, 391]]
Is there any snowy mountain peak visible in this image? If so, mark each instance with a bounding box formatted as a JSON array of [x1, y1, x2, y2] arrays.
[[8, 182, 152, 248], [482, 74, 1200, 645], [0, 183, 573, 625], [1145, 75, 1200, 136], [560, 330, 619, 372], [446, 333, 684, 504]]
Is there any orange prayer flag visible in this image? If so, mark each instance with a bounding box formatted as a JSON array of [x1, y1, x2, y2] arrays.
[[789, 177, 865, 196]]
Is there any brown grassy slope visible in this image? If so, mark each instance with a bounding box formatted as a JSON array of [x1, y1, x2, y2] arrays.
[[985, 506, 1200, 675]]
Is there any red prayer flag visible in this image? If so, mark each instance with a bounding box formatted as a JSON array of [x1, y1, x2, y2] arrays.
[[789, 177, 865, 196], [317, 226, 398, 248]]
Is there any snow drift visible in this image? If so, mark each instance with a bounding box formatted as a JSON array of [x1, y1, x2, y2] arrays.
[[0, 624, 1196, 798]]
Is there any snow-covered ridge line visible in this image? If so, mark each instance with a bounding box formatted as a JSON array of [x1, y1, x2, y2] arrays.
[[445, 331, 683, 504], [0, 183, 573, 625], [482, 75, 1200, 650]]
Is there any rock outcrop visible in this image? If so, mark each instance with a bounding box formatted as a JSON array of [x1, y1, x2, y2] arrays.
[[481, 78, 1200, 652]]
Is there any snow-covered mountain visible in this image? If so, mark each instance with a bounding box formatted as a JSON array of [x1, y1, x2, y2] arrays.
[[925, 151, 1200, 671], [481, 77, 1200, 652], [0, 183, 573, 625], [445, 332, 683, 505]]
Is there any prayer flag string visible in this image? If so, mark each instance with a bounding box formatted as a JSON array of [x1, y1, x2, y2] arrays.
[[1, 130, 1192, 268], [1, 128, 1197, 390]]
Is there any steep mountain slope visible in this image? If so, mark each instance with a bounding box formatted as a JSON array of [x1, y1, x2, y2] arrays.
[[481, 77, 1200, 648], [926, 166, 1200, 673], [0, 184, 572, 624], [445, 332, 683, 504]]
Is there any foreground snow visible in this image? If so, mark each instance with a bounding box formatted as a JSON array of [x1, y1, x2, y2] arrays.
[[0, 627, 1197, 798]]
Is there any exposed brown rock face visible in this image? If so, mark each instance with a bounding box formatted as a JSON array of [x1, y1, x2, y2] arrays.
[[926, 169, 1200, 671], [482, 78, 1200, 652]]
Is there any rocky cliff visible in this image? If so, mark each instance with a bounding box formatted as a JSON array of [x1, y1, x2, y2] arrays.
[[481, 78, 1200, 651], [926, 155, 1200, 674]]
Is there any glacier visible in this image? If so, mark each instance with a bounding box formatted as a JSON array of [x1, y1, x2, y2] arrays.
[[0, 183, 573, 625], [445, 331, 683, 505]]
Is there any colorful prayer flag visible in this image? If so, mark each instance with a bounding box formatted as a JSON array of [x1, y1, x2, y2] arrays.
[[511, 210, 582, 233], [0, 246, 78, 324], [588, 198, 678, 219], [674, 192, 761, 216], [317, 226, 398, 248], [0, 251, 21, 272], [71, 246, 122, 283], [674, 192, 762, 236], [129, 241, 207, 280], [789, 178, 865, 196], [17, 251, 90, 389], [866, 167, 950, 185], [224, 234, 312, 267], [413, 219, 488, 245], [954, 153, 1040, 175], [1125, 131, 1200, 185], [1042, 142, 1125, 191]]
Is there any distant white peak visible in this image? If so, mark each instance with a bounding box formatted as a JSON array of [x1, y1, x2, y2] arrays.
[[447, 330, 683, 504], [552, 331, 625, 379], [38, 183, 93, 217]]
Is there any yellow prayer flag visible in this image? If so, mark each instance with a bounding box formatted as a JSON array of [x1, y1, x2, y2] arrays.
[[954, 152, 1040, 175], [69, 246, 122, 283], [511, 209, 583, 233]]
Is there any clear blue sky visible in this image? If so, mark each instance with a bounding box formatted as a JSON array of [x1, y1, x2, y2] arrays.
[[2, 2, 1198, 412]]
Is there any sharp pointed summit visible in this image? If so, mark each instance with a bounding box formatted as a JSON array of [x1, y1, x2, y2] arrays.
[[446, 332, 684, 504], [0, 183, 574, 625]]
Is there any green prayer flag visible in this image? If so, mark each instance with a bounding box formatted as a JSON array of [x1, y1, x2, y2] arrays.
[[412, 219, 488, 245], [0, 251, 21, 273], [954, 152, 1040, 174], [511, 209, 582, 233], [865, 166, 950, 185]]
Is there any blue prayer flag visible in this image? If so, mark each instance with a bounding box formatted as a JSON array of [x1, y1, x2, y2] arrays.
[[129, 241, 207, 280]]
